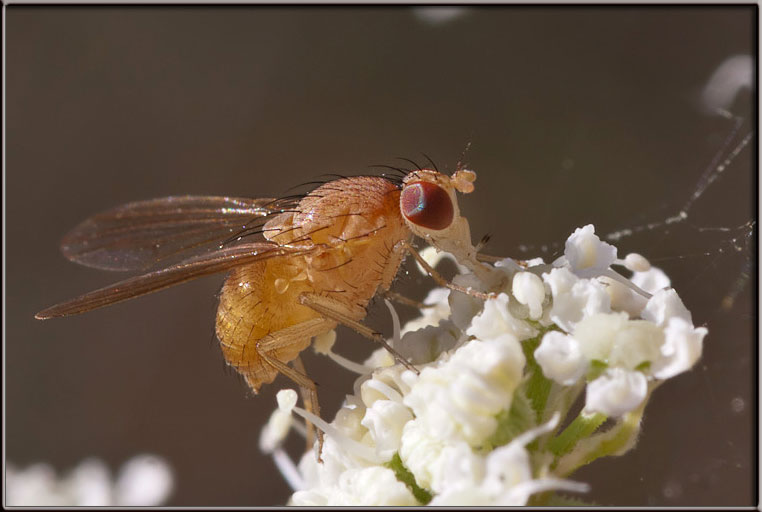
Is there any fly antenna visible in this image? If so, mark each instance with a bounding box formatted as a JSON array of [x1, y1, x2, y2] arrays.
[[456, 142, 472, 171]]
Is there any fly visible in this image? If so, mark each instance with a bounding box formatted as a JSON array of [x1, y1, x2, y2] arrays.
[[35, 164, 498, 457]]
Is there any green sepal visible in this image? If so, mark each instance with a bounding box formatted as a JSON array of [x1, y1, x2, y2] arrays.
[[586, 359, 608, 381], [385, 453, 433, 504]]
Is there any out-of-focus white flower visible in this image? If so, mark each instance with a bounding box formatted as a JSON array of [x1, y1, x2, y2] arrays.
[[585, 368, 648, 417], [398, 321, 460, 365], [67, 458, 112, 506], [401, 287, 452, 334], [412, 6, 469, 26], [114, 455, 174, 506], [6, 455, 173, 507], [701, 54, 753, 112], [7, 463, 73, 506], [535, 331, 588, 385]]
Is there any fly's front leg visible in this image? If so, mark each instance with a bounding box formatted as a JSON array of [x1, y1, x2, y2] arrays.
[[399, 240, 495, 300], [476, 252, 529, 268], [298, 293, 420, 375]]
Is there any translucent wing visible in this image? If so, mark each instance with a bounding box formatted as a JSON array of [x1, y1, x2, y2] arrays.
[[60, 195, 300, 272], [35, 242, 317, 319]]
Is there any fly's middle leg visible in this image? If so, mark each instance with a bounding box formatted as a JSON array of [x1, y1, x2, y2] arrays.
[[382, 290, 435, 310], [298, 293, 420, 375]]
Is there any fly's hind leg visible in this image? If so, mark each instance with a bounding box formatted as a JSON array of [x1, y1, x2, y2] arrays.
[[254, 317, 335, 461], [291, 356, 319, 453], [299, 293, 420, 375]]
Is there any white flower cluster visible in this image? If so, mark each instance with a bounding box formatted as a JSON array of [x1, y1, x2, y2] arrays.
[[261, 224, 706, 506], [542, 225, 707, 416], [6, 454, 174, 506]]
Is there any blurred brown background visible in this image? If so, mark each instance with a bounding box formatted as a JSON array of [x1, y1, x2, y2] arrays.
[[6, 6, 754, 506]]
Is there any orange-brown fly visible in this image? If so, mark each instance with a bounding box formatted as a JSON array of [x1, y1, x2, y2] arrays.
[[36, 163, 497, 456]]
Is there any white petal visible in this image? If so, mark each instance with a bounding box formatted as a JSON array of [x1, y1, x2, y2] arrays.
[[543, 268, 611, 333], [277, 389, 298, 411], [467, 293, 537, 341], [573, 312, 627, 362], [259, 407, 294, 453], [397, 321, 459, 365], [641, 288, 692, 327], [312, 329, 337, 354], [512, 271, 546, 320], [363, 346, 395, 369], [652, 317, 707, 379], [631, 267, 671, 294], [429, 442, 484, 494], [399, 421, 446, 490], [584, 368, 648, 417], [449, 273, 489, 331], [482, 442, 532, 492], [291, 466, 418, 506], [429, 486, 493, 506], [607, 319, 664, 370], [534, 331, 588, 385], [563, 224, 618, 278], [360, 399, 414, 460], [338, 467, 418, 505], [400, 287, 452, 335], [623, 253, 651, 272], [599, 275, 648, 318]]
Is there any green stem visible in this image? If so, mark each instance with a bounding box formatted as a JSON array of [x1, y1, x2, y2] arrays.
[[548, 412, 606, 458], [553, 381, 661, 477]]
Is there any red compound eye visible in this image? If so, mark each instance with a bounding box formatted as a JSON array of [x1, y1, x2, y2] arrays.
[[400, 181, 454, 230]]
